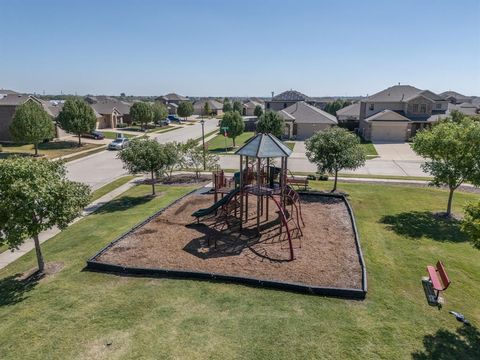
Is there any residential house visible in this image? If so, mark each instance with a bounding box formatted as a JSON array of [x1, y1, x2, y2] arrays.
[[0, 92, 67, 141], [155, 93, 189, 114], [440, 91, 472, 104], [86, 96, 132, 128], [278, 101, 337, 140], [193, 99, 223, 116], [448, 102, 479, 116], [359, 85, 448, 142], [335, 102, 360, 130], [242, 99, 264, 116], [265, 90, 314, 111]]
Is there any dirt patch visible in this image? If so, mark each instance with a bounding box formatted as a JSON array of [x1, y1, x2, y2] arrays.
[[96, 193, 363, 290], [20, 261, 65, 281]]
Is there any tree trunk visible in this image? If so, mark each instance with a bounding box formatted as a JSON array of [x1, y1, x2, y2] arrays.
[[34, 143, 39, 156], [151, 170, 156, 195], [446, 187, 455, 216], [233, 137, 236, 147], [33, 233, 45, 273], [78, 133, 82, 147], [332, 170, 338, 192]]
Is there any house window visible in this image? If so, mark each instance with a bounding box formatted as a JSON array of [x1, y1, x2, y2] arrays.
[[436, 103, 442, 109], [266, 103, 270, 109], [412, 104, 419, 113], [283, 102, 287, 108], [369, 103, 374, 111], [420, 104, 427, 113]]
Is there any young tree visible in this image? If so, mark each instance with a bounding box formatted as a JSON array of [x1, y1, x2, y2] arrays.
[[256, 111, 284, 138], [412, 118, 480, 216], [117, 138, 173, 195], [203, 101, 211, 118], [324, 99, 352, 116], [0, 158, 90, 272], [130, 101, 153, 130], [183, 139, 219, 179], [151, 102, 168, 125], [233, 100, 242, 113], [223, 98, 232, 113], [306, 127, 366, 192], [461, 200, 480, 249], [163, 141, 185, 179], [9, 101, 54, 156], [254, 105, 263, 117], [220, 110, 245, 147], [177, 101, 194, 121], [57, 99, 97, 146]]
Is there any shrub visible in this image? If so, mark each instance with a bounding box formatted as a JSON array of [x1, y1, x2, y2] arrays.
[[116, 123, 128, 128], [461, 201, 480, 249], [317, 173, 329, 181]]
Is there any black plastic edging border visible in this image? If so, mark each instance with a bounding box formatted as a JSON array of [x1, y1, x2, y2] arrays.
[[87, 191, 367, 299]]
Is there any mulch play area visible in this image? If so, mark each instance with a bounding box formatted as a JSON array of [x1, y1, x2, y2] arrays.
[[89, 191, 366, 297]]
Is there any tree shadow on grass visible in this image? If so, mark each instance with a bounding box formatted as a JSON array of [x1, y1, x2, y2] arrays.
[[380, 211, 468, 243], [0, 273, 40, 307], [94, 195, 154, 214], [412, 325, 480, 360]]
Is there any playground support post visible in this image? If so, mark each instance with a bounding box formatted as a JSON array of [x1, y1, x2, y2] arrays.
[[239, 155, 243, 229]]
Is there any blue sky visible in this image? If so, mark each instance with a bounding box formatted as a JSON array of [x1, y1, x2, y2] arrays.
[[0, 0, 479, 96]]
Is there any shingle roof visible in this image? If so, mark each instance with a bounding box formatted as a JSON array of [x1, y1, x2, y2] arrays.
[[364, 110, 411, 122], [243, 100, 263, 109], [194, 99, 223, 110], [281, 101, 337, 124], [365, 85, 443, 103], [440, 91, 471, 101], [336, 102, 360, 117], [163, 93, 188, 101], [235, 133, 292, 158], [272, 90, 310, 102], [0, 94, 35, 106], [90, 99, 131, 115], [277, 110, 295, 121], [0, 89, 19, 95]]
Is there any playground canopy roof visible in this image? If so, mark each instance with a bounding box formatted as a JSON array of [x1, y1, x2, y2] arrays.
[[235, 133, 292, 158]]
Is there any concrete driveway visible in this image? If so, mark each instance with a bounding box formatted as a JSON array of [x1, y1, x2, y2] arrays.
[[373, 142, 422, 161]]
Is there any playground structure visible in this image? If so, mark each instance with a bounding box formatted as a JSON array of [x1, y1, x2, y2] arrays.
[[192, 133, 305, 261]]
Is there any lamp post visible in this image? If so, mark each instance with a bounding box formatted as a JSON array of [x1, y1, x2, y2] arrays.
[[200, 119, 206, 170]]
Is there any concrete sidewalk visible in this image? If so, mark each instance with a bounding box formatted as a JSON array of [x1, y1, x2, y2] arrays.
[[0, 177, 140, 270]]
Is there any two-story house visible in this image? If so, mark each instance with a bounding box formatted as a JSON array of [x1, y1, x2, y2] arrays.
[[359, 85, 448, 142], [265, 90, 323, 111]]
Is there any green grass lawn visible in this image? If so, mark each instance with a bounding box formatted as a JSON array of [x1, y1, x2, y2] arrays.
[[0, 141, 102, 159], [101, 131, 136, 140], [359, 139, 378, 156], [90, 175, 137, 202], [0, 182, 479, 359]]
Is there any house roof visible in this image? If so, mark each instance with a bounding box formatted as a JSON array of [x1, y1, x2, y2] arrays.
[[278, 109, 296, 121], [0, 89, 20, 96], [365, 85, 443, 103], [235, 133, 292, 158], [271, 90, 310, 102], [90, 99, 131, 115], [440, 91, 471, 101], [0, 93, 39, 106], [163, 93, 188, 101], [281, 101, 337, 124], [194, 99, 223, 110], [448, 102, 479, 116], [243, 100, 263, 109], [336, 102, 360, 117], [364, 109, 411, 122]]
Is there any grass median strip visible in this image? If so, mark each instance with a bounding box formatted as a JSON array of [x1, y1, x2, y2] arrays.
[[90, 175, 138, 202]]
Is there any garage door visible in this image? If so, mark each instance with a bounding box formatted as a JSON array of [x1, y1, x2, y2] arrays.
[[370, 123, 407, 143], [296, 123, 330, 140]]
